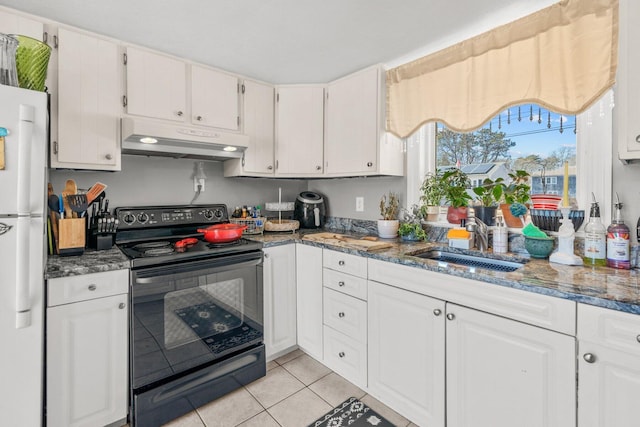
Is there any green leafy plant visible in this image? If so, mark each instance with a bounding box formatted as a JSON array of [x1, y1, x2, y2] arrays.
[[472, 177, 505, 207], [379, 192, 400, 220], [420, 171, 446, 207], [398, 205, 427, 241], [503, 170, 531, 204], [441, 168, 471, 208]]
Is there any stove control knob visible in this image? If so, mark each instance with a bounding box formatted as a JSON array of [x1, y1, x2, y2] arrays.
[[213, 208, 224, 219], [122, 213, 136, 225], [203, 209, 215, 220], [137, 213, 149, 224]]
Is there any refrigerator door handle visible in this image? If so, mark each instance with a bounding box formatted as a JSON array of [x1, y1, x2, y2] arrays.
[[16, 104, 34, 215], [15, 216, 31, 328]]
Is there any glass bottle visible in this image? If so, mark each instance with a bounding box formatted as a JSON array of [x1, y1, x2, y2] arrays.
[[606, 196, 630, 269]]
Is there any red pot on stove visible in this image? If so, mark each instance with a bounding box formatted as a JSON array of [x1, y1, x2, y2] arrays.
[[197, 223, 247, 243]]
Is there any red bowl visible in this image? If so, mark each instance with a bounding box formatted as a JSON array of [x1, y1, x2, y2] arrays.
[[530, 195, 562, 210]]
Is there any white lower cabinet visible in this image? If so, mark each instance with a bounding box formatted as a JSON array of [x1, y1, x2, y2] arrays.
[[263, 244, 297, 359], [368, 280, 446, 426], [446, 303, 576, 427], [577, 303, 640, 427], [295, 244, 324, 359], [46, 270, 129, 427]]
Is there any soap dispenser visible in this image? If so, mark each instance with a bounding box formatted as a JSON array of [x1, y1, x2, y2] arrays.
[[492, 209, 508, 253]]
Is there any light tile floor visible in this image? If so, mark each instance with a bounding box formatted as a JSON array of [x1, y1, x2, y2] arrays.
[[156, 349, 418, 427]]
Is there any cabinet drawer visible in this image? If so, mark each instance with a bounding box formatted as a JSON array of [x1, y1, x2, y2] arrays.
[[323, 249, 367, 278], [578, 303, 640, 355], [48, 270, 129, 307], [323, 288, 367, 341], [323, 268, 367, 300], [323, 326, 367, 388]]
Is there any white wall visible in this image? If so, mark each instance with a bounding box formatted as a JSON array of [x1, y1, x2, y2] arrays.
[[49, 155, 307, 212]]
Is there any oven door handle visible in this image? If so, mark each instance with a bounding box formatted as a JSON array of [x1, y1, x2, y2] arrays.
[[134, 256, 262, 284]]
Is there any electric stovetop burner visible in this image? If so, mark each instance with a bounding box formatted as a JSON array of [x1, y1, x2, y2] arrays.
[[114, 204, 263, 268]]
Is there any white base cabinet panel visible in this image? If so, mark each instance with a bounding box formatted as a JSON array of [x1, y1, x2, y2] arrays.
[[368, 280, 445, 427], [296, 244, 323, 360], [263, 245, 297, 359], [446, 303, 576, 427], [47, 293, 128, 427]]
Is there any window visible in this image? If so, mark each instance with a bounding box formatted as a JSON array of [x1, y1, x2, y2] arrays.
[[405, 91, 614, 228]]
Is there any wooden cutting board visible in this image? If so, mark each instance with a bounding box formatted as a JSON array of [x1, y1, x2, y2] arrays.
[[302, 232, 393, 251]]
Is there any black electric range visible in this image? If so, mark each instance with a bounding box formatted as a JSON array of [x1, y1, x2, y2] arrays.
[[114, 204, 263, 268]]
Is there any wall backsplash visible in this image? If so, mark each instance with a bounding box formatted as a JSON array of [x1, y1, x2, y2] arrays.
[[48, 155, 307, 212]]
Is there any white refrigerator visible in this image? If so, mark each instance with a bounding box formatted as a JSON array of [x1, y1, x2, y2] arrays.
[[0, 84, 48, 426]]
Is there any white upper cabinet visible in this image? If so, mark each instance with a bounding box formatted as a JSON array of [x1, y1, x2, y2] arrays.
[[191, 65, 239, 130], [617, 0, 640, 162], [52, 27, 121, 170], [224, 79, 275, 177], [325, 66, 403, 177], [275, 85, 325, 176], [0, 8, 43, 40], [125, 46, 187, 122]]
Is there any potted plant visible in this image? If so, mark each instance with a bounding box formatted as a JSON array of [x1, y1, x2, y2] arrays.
[[441, 168, 471, 224], [378, 192, 400, 238], [472, 177, 504, 226], [419, 171, 446, 222], [398, 205, 427, 241], [501, 170, 531, 228]]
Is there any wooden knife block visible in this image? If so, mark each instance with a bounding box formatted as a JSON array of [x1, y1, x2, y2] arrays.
[[58, 218, 85, 256]]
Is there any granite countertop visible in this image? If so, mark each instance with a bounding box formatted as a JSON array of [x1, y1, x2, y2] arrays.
[[44, 230, 640, 314], [251, 231, 640, 315]]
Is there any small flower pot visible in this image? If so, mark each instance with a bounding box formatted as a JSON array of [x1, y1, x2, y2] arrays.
[[500, 203, 526, 228], [446, 206, 468, 225], [377, 219, 399, 238], [425, 205, 440, 222]]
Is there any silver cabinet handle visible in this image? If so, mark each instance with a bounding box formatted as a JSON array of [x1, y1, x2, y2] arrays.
[[196, 115, 203, 121], [367, 162, 373, 167], [636, 135, 640, 143], [583, 353, 596, 363], [433, 308, 442, 316], [119, 303, 126, 309], [637, 334, 640, 343], [338, 352, 345, 358], [338, 312, 345, 318], [338, 281, 345, 287], [446, 313, 455, 321], [264, 253, 269, 259], [105, 154, 113, 160], [316, 165, 321, 171], [338, 260, 345, 266], [267, 165, 273, 170], [176, 111, 183, 117], [88, 284, 97, 291]]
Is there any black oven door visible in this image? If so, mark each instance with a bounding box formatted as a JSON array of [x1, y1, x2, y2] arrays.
[[130, 251, 264, 392]]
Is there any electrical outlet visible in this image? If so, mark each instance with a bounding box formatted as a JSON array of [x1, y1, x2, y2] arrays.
[[356, 197, 364, 212], [194, 177, 205, 192]]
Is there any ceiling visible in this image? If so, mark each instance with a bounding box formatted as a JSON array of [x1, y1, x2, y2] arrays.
[[0, 0, 556, 84]]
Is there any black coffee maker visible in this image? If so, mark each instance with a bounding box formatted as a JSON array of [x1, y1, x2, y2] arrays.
[[294, 191, 326, 229]]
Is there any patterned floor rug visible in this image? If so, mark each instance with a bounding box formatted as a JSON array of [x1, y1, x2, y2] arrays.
[[309, 397, 397, 427]]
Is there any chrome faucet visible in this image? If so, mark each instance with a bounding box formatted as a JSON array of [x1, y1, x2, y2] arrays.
[[466, 209, 489, 252]]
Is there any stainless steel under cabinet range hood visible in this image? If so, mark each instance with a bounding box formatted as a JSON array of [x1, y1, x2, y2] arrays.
[[121, 117, 249, 161]]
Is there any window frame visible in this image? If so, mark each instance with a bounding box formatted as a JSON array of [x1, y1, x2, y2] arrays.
[[405, 90, 614, 230]]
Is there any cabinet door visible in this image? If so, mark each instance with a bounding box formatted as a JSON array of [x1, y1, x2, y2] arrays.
[[54, 28, 120, 170], [242, 79, 275, 173], [263, 245, 297, 359], [446, 303, 576, 427], [325, 67, 379, 175], [296, 244, 323, 359], [368, 280, 445, 427], [125, 46, 186, 122], [617, 0, 640, 161], [47, 293, 128, 427], [191, 65, 239, 130], [578, 341, 640, 427], [275, 86, 324, 175]]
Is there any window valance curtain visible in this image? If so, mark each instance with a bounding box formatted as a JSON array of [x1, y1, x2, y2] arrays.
[[386, 0, 618, 138]]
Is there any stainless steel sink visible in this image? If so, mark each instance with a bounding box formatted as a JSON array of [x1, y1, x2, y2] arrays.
[[410, 250, 526, 272]]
